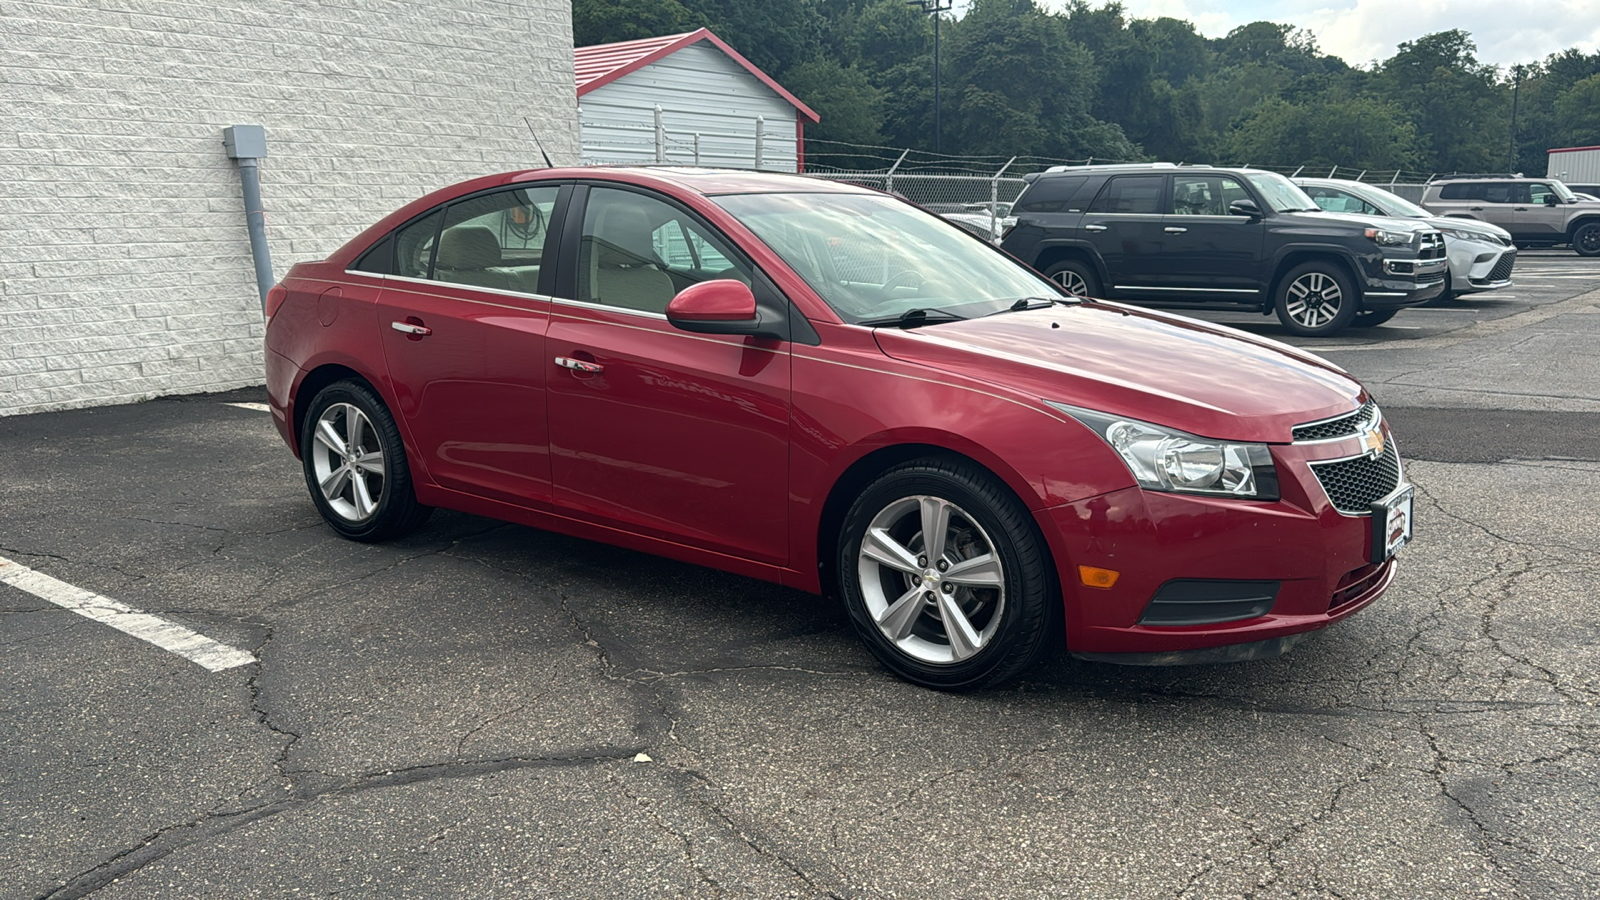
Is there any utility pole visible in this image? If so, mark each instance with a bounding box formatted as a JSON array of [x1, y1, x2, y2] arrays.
[[1509, 64, 1524, 174], [907, 0, 953, 157]]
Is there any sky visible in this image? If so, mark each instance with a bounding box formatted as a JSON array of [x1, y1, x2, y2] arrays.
[[1027, 0, 1600, 69]]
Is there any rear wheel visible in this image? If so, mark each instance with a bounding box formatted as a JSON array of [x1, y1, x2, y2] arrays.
[[1043, 259, 1101, 299], [838, 457, 1055, 691], [1275, 262, 1358, 336], [301, 380, 432, 542], [1573, 222, 1600, 257]]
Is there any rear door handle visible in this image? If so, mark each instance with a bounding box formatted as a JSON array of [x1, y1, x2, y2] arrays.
[[1084, 224, 1108, 232], [555, 356, 604, 375], [390, 321, 431, 336], [1469, 206, 1484, 211], [1163, 226, 1188, 234]]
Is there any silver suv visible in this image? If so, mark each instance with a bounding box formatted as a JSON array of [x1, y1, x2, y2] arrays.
[[1421, 176, 1600, 256]]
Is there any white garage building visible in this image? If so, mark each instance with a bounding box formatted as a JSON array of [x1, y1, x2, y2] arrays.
[[0, 0, 578, 417], [576, 29, 819, 172]]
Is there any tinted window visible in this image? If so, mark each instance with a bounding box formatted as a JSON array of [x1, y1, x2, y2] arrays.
[[351, 234, 394, 274], [1528, 182, 1560, 205], [1171, 175, 1250, 216], [578, 187, 751, 314], [1481, 183, 1525, 204], [434, 186, 559, 293], [394, 210, 443, 279], [1438, 183, 1481, 200], [1088, 176, 1164, 214], [1015, 175, 1088, 213]]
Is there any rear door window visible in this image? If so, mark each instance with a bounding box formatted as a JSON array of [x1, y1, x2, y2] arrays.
[[1015, 175, 1088, 213], [1087, 176, 1165, 214]]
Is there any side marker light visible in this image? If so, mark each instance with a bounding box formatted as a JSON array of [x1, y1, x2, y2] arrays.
[[1078, 566, 1120, 589]]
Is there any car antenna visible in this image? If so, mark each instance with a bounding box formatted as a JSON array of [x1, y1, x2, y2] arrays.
[[523, 117, 554, 168]]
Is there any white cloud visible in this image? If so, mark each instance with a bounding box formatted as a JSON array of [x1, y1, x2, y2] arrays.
[[1035, 0, 1600, 68]]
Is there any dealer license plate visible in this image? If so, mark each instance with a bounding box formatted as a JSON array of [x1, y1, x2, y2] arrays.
[[1370, 484, 1414, 563]]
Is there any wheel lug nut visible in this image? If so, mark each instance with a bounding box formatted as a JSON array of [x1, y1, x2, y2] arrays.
[[917, 556, 928, 568], [941, 583, 954, 593], [936, 559, 948, 572], [924, 592, 935, 602]]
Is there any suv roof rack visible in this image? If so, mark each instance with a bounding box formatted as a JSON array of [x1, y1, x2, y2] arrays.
[[1428, 173, 1526, 182]]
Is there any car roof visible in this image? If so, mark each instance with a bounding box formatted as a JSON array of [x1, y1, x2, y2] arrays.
[[511, 166, 874, 197]]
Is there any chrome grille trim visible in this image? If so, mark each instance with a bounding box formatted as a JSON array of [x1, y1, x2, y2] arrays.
[[1292, 400, 1379, 444]]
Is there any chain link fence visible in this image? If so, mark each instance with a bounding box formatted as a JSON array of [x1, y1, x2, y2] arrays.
[[804, 140, 1442, 209]]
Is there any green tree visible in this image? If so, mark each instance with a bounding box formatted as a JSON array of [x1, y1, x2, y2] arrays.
[[571, 0, 699, 47], [1376, 30, 1507, 172], [1553, 74, 1600, 150], [1221, 96, 1423, 170], [784, 58, 887, 148]]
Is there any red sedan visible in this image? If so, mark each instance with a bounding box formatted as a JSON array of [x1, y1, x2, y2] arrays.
[[264, 167, 1413, 689]]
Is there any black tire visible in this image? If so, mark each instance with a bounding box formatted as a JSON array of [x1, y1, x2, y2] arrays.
[[1352, 308, 1398, 328], [1042, 258, 1101, 299], [837, 457, 1055, 690], [300, 380, 432, 542], [1274, 261, 1359, 336], [1573, 222, 1600, 257], [1424, 272, 1455, 307]]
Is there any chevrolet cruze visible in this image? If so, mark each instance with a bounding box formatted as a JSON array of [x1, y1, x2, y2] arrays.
[[264, 167, 1414, 690]]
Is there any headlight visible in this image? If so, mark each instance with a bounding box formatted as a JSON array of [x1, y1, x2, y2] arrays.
[[1364, 227, 1411, 246], [1437, 226, 1488, 242], [1050, 403, 1279, 500]]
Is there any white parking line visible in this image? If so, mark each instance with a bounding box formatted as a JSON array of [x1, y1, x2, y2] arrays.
[[225, 402, 271, 412], [0, 556, 255, 672]]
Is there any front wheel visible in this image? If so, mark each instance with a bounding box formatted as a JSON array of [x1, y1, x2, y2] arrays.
[[1573, 222, 1600, 257], [1352, 308, 1398, 328], [1275, 262, 1358, 336], [838, 458, 1055, 690], [300, 380, 432, 542]]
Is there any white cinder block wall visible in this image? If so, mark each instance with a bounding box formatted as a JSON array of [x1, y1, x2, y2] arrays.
[[0, 0, 578, 417]]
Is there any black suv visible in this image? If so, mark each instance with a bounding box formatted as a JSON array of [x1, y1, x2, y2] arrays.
[[1001, 164, 1448, 336]]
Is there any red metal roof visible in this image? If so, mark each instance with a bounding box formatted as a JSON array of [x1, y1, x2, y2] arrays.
[[1548, 146, 1600, 154], [574, 28, 820, 123]]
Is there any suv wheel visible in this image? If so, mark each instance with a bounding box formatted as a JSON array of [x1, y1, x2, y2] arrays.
[[1573, 222, 1600, 257], [1043, 259, 1101, 299], [1275, 262, 1358, 336]]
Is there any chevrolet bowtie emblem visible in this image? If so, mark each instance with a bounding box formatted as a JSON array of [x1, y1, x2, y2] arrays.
[[1359, 427, 1385, 459]]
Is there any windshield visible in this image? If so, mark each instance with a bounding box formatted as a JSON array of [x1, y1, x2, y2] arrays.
[[1551, 181, 1579, 202], [1243, 171, 1321, 212], [714, 192, 1060, 324], [1346, 183, 1431, 218]]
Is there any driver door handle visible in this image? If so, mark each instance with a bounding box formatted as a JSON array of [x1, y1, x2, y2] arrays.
[[390, 321, 432, 336], [555, 356, 604, 375], [1084, 224, 1108, 232], [1163, 226, 1188, 234]]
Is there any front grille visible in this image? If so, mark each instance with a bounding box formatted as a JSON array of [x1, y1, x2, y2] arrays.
[[1486, 251, 1516, 282], [1418, 232, 1446, 259], [1309, 442, 1402, 515], [1292, 400, 1377, 443]]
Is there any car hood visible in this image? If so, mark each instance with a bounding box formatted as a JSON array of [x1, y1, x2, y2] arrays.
[[1279, 210, 1433, 234], [873, 303, 1364, 443], [1427, 216, 1511, 240]]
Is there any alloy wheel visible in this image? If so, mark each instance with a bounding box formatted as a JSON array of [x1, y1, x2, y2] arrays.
[[309, 402, 387, 523], [1284, 272, 1344, 328], [855, 495, 1006, 665], [1050, 269, 1090, 297]]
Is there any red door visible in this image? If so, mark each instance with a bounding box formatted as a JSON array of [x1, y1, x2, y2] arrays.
[[376, 186, 560, 507], [543, 185, 791, 564]]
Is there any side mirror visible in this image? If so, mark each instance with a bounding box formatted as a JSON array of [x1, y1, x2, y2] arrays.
[[1544, 194, 1561, 206], [667, 279, 769, 336], [1229, 199, 1262, 218]]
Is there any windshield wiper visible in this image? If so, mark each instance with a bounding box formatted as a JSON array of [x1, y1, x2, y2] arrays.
[[1003, 296, 1085, 312], [858, 308, 968, 328]]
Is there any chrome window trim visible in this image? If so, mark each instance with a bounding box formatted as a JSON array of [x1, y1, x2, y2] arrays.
[[343, 271, 549, 303], [550, 295, 669, 321]]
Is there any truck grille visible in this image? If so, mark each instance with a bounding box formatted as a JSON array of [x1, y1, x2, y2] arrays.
[[1292, 400, 1378, 442], [1487, 252, 1516, 282], [1418, 232, 1446, 259], [1309, 443, 1402, 515]]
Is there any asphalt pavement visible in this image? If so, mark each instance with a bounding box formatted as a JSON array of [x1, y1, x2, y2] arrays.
[[3, 251, 1598, 898]]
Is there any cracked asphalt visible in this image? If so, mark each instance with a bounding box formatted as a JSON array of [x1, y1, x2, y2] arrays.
[[3, 252, 1598, 898]]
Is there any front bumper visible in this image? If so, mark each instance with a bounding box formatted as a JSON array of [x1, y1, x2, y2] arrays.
[[1361, 256, 1447, 308], [1038, 425, 1404, 659], [1450, 239, 1516, 293]]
